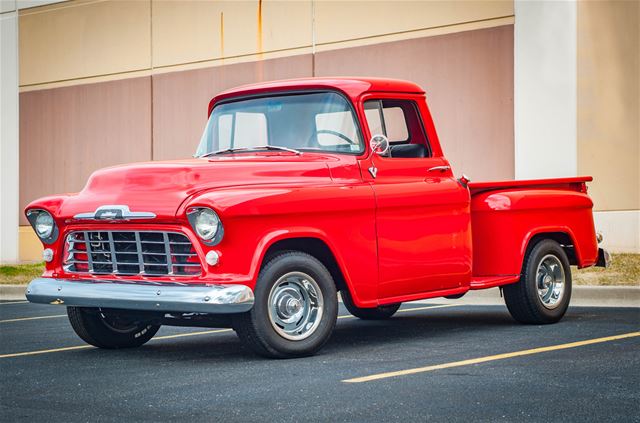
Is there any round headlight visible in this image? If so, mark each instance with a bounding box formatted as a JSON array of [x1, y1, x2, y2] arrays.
[[35, 211, 55, 239], [193, 208, 220, 241]]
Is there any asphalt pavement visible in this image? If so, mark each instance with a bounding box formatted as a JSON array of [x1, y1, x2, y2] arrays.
[[1, 301, 638, 422]]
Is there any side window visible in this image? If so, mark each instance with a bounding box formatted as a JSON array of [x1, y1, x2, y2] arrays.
[[363, 99, 431, 158], [382, 107, 409, 142]]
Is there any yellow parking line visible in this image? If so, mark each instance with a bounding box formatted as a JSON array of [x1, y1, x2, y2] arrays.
[[0, 345, 94, 358], [152, 328, 231, 341], [343, 331, 640, 383], [0, 304, 459, 359], [0, 315, 66, 323], [0, 329, 232, 359], [397, 304, 460, 313]]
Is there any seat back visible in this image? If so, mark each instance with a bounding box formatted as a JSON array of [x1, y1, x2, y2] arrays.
[[390, 144, 427, 158]]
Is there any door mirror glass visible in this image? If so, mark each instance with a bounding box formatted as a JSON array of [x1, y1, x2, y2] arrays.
[[369, 134, 390, 157]]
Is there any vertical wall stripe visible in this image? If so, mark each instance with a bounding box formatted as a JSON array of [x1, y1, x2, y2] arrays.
[[514, 0, 577, 179], [0, 9, 20, 263]]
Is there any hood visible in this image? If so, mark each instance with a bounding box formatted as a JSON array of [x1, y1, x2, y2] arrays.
[[57, 154, 336, 221]]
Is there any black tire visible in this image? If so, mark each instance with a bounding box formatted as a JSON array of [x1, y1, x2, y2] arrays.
[[503, 239, 572, 324], [341, 288, 400, 320], [233, 251, 338, 358], [67, 307, 160, 349]]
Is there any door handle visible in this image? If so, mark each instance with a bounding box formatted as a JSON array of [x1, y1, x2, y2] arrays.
[[428, 165, 451, 173]]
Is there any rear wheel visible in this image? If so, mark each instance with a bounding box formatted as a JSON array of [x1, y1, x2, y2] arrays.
[[503, 239, 572, 324], [67, 307, 160, 349], [233, 251, 338, 358], [341, 288, 400, 320]]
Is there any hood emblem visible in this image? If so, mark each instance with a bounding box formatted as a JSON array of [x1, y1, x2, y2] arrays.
[[74, 205, 156, 221]]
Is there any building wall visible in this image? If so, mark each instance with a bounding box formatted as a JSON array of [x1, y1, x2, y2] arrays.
[[577, 0, 639, 253], [514, 0, 577, 179], [0, 3, 20, 264], [16, 0, 515, 261]]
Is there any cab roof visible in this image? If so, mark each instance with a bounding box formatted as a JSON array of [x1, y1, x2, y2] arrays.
[[210, 77, 425, 111]]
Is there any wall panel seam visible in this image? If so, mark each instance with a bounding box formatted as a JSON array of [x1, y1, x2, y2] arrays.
[[315, 15, 514, 47]]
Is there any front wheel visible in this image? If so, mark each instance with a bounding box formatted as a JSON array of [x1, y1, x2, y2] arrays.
[[233, 251, 338, 358], [503, 239, 572, 324], [67, 307, 160, 348]]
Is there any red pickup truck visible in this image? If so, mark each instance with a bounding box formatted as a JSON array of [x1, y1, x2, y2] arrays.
[[25, 77, 608, 358]]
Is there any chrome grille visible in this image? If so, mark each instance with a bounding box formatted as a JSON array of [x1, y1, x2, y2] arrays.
[[63, 231, 201, 277]]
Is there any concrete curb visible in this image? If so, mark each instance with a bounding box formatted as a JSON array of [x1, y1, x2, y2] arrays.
[[419, 285, 640, 308], [2, 284, 638, 307], [0, 285, 27, 301]]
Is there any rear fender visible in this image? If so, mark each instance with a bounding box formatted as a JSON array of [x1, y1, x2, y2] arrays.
[[521, 227, 581, 266], [471, 189, 598, 276]]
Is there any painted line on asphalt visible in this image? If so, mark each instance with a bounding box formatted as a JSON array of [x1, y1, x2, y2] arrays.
[[0, 303, 460, 325], [152, 328, 231, 341], [342, 331, 640, 383], [0, 329, 232, 359], [0, 304, 460, 359], [0, 314, 66, 323], [0, 301, 29, 305]]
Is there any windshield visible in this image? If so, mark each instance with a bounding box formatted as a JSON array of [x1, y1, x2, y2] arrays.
[[195, 92, 364, 156]]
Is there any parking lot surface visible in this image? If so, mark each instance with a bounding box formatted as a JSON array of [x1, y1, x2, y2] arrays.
[[1, 301, 638, 422]]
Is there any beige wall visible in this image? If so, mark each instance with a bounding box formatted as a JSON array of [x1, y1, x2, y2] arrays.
[[19, 0, 513, 89], [152, 0, 313, 68], [314, 0, 513, 47], [19, 0, 151, 86], [578, 0, 640, 212]]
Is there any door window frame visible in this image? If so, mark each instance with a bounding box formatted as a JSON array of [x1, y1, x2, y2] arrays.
[[359, 93, 433, 158]]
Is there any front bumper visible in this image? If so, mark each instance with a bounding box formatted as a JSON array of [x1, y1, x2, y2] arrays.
[[25, 278, 254, 314]]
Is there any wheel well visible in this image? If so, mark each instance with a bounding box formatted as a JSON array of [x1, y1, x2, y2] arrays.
[[262, 238, 347, 291], [526, 232, 577, 265]]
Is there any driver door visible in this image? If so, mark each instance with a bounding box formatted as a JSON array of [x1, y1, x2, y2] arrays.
[[361, 96, 471, 301]]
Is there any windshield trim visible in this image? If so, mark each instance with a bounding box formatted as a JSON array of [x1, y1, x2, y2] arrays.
[[205, 89, 366, 157]]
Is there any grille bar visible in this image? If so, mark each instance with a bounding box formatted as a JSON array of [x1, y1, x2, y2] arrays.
[[84, 231, 94, 273], [163, 232, 173, 275], [134, 231, 144, 274], [64, 231, 202, 277], [107, 231, 118, 274]]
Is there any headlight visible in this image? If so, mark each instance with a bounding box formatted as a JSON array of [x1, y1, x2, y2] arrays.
[[35, 212, 54, 238], [26, 209, 58, 243], [187, 207, 223, 245]]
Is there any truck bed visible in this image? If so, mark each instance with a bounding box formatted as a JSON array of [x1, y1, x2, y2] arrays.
[[468, 176, 599, 281], [468, 176, 593, 195]]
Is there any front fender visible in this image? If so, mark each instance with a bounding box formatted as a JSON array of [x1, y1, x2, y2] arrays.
[[180, 183, 378, 305]]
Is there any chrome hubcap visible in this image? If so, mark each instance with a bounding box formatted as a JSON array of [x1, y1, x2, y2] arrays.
[[268, 272, 324, 341], [536, 254, 565, 309]]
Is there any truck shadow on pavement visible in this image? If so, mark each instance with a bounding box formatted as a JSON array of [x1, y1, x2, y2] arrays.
[[77, 306, 595, 363]]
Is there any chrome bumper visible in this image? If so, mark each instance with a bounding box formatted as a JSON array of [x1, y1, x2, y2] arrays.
[[25, 278, 254, 314]]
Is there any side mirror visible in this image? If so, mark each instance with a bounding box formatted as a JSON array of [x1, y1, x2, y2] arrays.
[[369, 134, 390, 157]]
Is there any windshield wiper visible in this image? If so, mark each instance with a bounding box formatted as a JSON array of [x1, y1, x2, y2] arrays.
[[199, 145, 302, 158]]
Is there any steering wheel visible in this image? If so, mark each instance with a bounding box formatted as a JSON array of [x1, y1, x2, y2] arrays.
[[309, 129, 356, 146]]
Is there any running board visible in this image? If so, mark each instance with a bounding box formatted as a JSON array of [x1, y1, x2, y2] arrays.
[[470, 275, 520, 290]]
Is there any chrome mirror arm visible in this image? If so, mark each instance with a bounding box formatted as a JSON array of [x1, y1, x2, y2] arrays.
[[367, 134, 390, 178]]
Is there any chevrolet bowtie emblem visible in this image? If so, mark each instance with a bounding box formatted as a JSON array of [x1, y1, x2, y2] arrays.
[[73, 205, 156, 220]]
